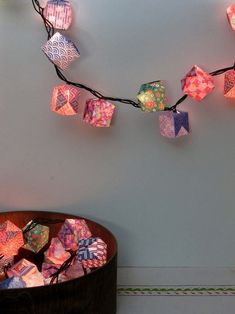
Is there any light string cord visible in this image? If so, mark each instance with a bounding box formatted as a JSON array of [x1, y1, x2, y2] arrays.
[[32, 0, 235, 111]]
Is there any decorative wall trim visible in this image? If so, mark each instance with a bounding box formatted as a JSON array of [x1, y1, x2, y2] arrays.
[[117, 267, 235, 296]]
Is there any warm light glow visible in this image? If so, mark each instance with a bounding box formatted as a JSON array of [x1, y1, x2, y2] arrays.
[[224, 69, 235, 98], [7, 259, 44, 287], [227, 5, 235, 30], [83, 99, 115, 127], [0, 220, 24, 258], [44, 0, 72, 30], [181, 65, 214, 101], [159, 111, 190, 138], [137, 81, 166, 112], [51, 85, 80, 115]]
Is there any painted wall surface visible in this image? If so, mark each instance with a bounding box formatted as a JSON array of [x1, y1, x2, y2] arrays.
[[0, 0, 235, 267]]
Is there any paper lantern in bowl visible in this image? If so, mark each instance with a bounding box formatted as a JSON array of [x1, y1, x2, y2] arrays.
[[227, 5, 235, 31], [181, 65, 214, 101], [224, 69, 235, 98], [137, 80, 166, 112], [78, 237, 107, 269], [22, 221, 49, 253], [51, 85, 80, 115], [159, 111, 189, 138], [0, 220, 24, 258], [44, 0, 73, 30], [83, 99, 115, 127]]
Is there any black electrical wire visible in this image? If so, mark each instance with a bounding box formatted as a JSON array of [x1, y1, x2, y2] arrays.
[[31, 0, 235, 112]]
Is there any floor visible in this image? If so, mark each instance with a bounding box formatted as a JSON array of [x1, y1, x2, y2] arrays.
[[117, 295, 235, 314]]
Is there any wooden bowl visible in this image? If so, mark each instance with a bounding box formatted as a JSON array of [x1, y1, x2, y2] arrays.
[[0, 211, 117, 314]]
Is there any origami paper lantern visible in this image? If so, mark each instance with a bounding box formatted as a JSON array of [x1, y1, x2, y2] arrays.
[[41, 32, 80, 71], [224, 70, 235, 98], [51, 85, 80, 115], [77, 237, 107, 269], [137, 80, 166, 112], [83, 98, 115, 127], [181, 65, 214, 101], [58, 219, 92, 251], [227, 5, 235, 31], [23, 221, 49, 253], [7, 259, 44, 288], [0, 276, 26, 290], [0, 220, 24, 258], [44, 0, 73, 30], [42, 259, 84, 284], [44, 237, 70, 265], [159, 111, 190, 138]]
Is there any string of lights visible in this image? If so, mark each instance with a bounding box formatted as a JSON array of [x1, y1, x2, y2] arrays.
[[31, 0, 235, 137]]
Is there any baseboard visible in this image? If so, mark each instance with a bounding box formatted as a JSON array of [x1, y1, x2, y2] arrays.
[[117, 267, 235, 296]]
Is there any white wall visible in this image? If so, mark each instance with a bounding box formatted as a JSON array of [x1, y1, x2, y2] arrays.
[[0, 0, 235, 267]]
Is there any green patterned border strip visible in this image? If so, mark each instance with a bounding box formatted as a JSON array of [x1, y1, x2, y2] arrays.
[[117, 286, 235, 296]]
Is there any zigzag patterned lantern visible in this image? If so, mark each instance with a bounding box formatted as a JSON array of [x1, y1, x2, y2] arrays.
[[181, 65, 214, 101], [77, 237, 107, 269], [44, 0, 73, 30], [224, 69, 235, 98], [159, 111, 190, 138], [51, 85, 80, 115]]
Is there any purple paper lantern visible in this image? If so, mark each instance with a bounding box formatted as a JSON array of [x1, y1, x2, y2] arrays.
[[159, 111, 190, 138]]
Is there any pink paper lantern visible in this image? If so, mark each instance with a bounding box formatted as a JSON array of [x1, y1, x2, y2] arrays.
[[7, 259, 44, 287], [181, 65, 214, 101], [51, 85, 80, 115], [224, 70, 235, 98], [44, 0, 73, 30], [159, 111, 190, 138], [44, 237, 71, 265], [83, 99, 115, 127], [58, 219, 92, 251], [227, 5, 235, 31]]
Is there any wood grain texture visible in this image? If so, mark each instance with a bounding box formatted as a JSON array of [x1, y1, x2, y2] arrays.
[[0, 211, 117, 314]]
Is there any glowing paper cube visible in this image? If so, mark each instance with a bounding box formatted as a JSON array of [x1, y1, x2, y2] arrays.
[[44, 0, 73, 30], [0, 220, 24, 258], [78, 237, 107, 269], [181, 65, 214, 101], [44, 237, 70, 265], [224, 70, 235, 98], [137, 81, 166, 112], [227, 5, 235, 30], [159, 111, 190, 138], [7, 259, 44, 287], [0, 276, 26, 290], [58, 219, 92, 251], [41, 32, 80, 71], [23, 221, 49, 253], [51, 85, 80, 115], [83, 99, 115, 127]]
